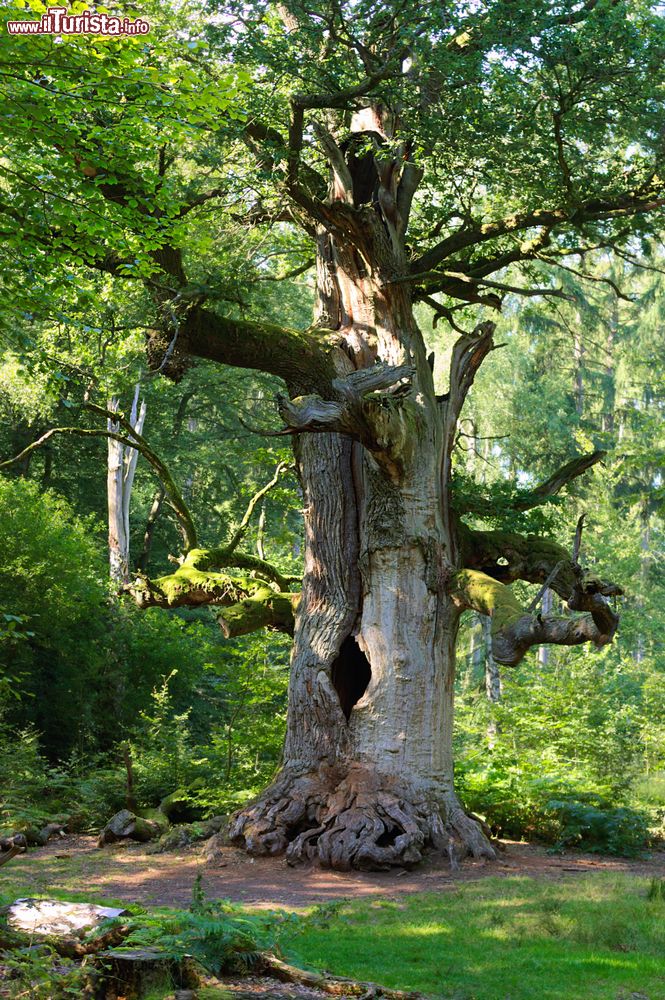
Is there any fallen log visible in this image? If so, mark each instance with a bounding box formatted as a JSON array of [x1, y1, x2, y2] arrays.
[[28, 822, 67, 847], [0, 845, 21, 868], [0, 922, 131, 959], [261, 953, 425, 998], [0, 822, 65, 861], [202, 953, 426, 1000], [0, 833, 27, 853]]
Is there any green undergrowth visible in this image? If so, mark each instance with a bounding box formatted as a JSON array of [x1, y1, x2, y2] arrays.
[[0, 878, 276, 999], [278, 876, 665, 1000]]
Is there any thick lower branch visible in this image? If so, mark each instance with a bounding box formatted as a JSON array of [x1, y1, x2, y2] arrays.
[[128, 550, 299, 636], [168, 306, 341, 396], [453, 569, 618, 666], [460, 524, 620, 602], [459, 524, 578, 599]]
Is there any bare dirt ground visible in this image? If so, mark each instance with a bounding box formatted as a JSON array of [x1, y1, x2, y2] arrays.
[[3, 835, 665, 909]]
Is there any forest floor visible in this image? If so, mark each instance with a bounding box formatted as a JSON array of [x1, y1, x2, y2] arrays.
[[2, 840, 665, 999], [2, 835, 665, 909]]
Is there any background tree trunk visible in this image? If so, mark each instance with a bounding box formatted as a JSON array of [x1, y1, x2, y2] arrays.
[[107, 386, 146, 585], [537, 588, 554, 668]]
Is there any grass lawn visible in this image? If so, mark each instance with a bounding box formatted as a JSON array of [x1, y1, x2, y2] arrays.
[[277, 875, 665, 1000]]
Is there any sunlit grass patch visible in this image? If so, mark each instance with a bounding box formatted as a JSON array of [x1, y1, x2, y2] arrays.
[[279, 875, 665, 1000]]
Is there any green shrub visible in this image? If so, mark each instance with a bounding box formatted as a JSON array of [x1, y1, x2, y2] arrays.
[[544, 796, 650, 856], [0, 716, 55, 834], [0, 477, 109, 756], [117, 877, 274, 976], [0, 946, 85, 999], [458, 758, 651, 856]]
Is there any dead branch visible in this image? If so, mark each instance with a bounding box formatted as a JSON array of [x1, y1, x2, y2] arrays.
[[513, 451, 606, 510]]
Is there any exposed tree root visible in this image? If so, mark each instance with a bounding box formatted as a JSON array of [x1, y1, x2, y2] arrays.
[[227, 766, 494, 871]]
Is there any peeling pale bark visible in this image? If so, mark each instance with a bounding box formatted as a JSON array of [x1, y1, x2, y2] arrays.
[[537, 588, 554, 667], [107, 387, 146, 585]]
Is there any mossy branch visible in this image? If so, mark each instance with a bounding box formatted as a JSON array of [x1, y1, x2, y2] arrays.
[[457, 518, 623, 665], [459, 524, 578, 599], [459, 523, 622, 602], [177, 546, 295, 592], [216, 588, 299, 638], [452, 568, 619, 667], [174, 306, 343, 396], [129, 556, 299, 636], [0, 402, 298, 631]]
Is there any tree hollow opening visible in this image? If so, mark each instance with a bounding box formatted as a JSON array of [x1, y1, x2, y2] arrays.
[[331, 635, 371, 721]]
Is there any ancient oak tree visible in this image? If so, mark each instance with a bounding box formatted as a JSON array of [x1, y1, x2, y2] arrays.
[[1, 0, 664, 868]]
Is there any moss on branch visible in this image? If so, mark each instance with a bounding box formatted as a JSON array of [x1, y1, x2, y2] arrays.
[[217, 588, 298, 637], [459, 524, 579, 599], [185, 547, 293, 592], [453, 568, 619, 667], [173, 307, 343, 396], [130, 564, 251, 608], [452, 568, 525, 634], [128, 547, 300, 637]]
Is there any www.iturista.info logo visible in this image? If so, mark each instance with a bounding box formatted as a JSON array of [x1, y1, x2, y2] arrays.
[[6, 6, 150, 35]]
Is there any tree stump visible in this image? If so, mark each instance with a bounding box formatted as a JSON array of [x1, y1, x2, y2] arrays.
[[95, 947, 199, 999]]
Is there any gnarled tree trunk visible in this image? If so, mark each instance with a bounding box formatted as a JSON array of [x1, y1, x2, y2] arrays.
[[228, 147, 493, 869]]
